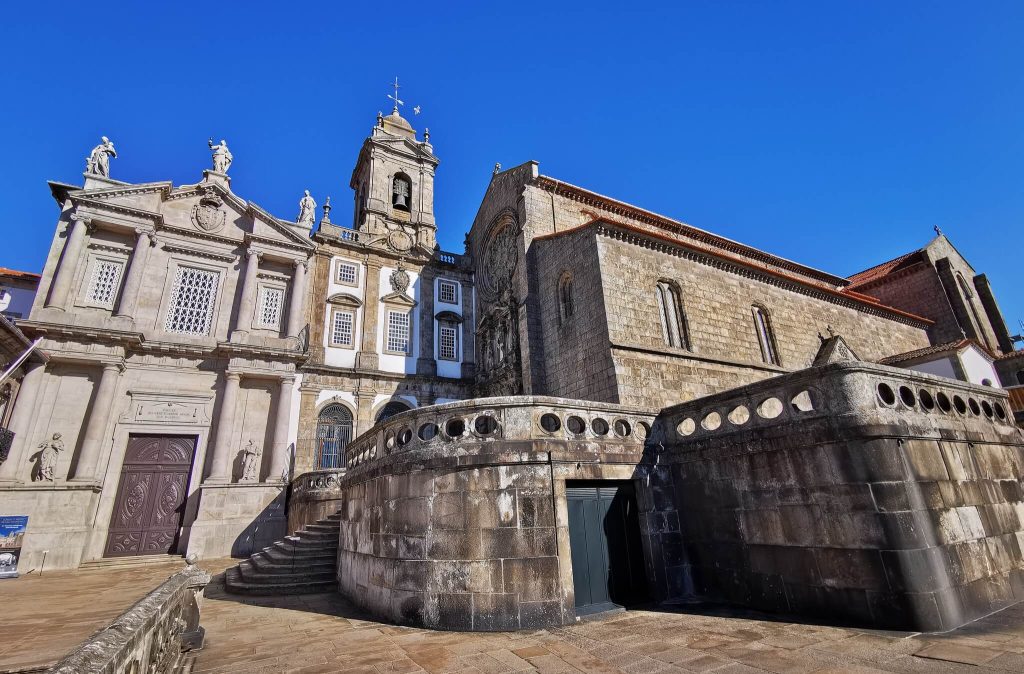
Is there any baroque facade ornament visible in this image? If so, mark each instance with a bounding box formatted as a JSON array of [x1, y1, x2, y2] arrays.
[[296, 190, 316, 225], [191, 186, 226, 233], [239, 440, 260, 482], [34, 433, 64, 482], [85, 136, 117, 176], [386, 229, 414, 253], [208, 138, 233, 174], [479, 214, 518, 301], [390, 264, 410, 295]]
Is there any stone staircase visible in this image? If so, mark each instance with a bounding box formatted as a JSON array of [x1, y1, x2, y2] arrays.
[[224, 511, 340, 595]]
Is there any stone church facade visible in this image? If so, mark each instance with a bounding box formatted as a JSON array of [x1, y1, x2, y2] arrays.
[[2, 103, 1023, 633]]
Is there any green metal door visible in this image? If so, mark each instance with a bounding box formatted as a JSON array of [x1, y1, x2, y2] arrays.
[[566, 481, 648, 616]]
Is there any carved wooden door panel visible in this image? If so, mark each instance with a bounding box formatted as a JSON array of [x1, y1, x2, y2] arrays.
[[104, 435, 194, 558]]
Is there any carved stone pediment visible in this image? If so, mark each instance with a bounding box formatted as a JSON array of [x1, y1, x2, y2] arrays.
[[434, 310, 463, 324], [380, 291, 416, 308], [327, 293, 363, 308], [190, 186, 226, 233]]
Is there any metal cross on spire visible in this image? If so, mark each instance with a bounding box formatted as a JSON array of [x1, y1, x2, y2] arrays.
[[388, 77, 403, 113]]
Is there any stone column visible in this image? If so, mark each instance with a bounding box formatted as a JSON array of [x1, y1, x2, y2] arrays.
[[286, 259, 308, 338], [232, 248, 261, 336], [70, 362, 122, 482], [0, 361, 46, 482], [207, 371, 240, 482], [356, 261, 382, 370], [46, 215, 91, 310], [269, 375, 295, 481], [114, 229, 156, 318]]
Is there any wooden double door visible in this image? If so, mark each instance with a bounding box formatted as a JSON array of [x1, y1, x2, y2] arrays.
[[104, 435, 195, 558], [566, 481, 649, 615]]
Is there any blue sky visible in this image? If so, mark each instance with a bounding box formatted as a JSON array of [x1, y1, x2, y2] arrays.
[[1, 2, 1021, 333]]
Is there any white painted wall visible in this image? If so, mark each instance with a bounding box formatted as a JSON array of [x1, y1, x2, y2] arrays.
[[959, 346, 1000, 387], [322, 256, 364, 368], [433, 276, 464, 379], [377, 266, 419, 374], [907, 357, 958, 380]]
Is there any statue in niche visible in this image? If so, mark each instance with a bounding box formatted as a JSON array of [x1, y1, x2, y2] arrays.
[[296, 190, 316, 225], [208, 138, 233, 174], [34, 433, 64, 482], [85, 136, 117, 176], [239, 440, 260, 482]]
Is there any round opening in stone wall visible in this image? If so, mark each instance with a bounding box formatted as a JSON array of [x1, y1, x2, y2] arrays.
[[877, 383, 896, 406], [677, 418, 696, 436], [566, 416, 586, 435], [701, 411, 722, 431], [790, 391, 814, 413], [397, 428, 413, 446], [899, 386, 916, 407], [637, 421, 650, 439], [728, 406, 750, 426], [418, 422, 439, 442], [953, 395, 967, 415], [540, 413, 561, 433], [475, 415, 498, 435], [936, 392, 952, 413], [614, 419, 633, 437], [982, 400, 993, 418], [968, 398, 981, 416], [919, 389, 935, 410], [757, 397, 784, 419], [445, 418, 465, 438], [995, 403, 1007, 421], [591, 418, 609, 436]]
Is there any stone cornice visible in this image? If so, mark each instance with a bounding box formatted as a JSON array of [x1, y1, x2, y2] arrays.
[[19, 320, 144, 346], [161, 241, 236, 263], [245, 232, 314, 256], [71, 197, 164, 225], [590, 221, 932, 329], [156, 222, 238, 249]]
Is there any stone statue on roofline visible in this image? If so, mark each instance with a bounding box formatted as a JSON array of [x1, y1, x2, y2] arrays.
[[208, 138, 233, 174], [296, 190, 317, 225], [85, 136, 117, 176]]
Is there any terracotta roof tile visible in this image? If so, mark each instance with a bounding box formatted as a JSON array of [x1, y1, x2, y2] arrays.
[[0, 267, 41, 281], [878, 339, 993, 366], [847, 250, 926, 290]]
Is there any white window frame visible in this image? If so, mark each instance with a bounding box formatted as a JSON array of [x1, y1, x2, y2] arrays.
[[330, 308, 355, 349], [438, 279, 459, 305], [80, 254, 126, 309], [438, 322, 459, 361], [163, 264, 221, 336], [255, 283, 286, 331], [335, 260, 359, 287], [385, 309, 412, 355]]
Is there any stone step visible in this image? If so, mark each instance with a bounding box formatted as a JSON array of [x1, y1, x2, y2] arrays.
[[293, 528, 337, 540], [225, 568, 336, 596], [283, 535, 337, 549], [79, 554, 182, 571], [270, 541, 335, 558], [237, 561, 335, 585], [249, 552, 334, 574], [303, 523, 338, 533], [260, 545, 335, 565]]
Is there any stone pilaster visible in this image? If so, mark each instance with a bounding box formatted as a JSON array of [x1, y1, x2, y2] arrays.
[[207, 371, 241, 482], [354, 389, 376, 437], [974, 274, 1014, 354], [356, 261, 381, 370], [46, 215, 90, 310], [461, 276, 476, 378], [114, 229, 156, 319], [0, 361, 46, 482], [232, 248, 261, 337], [269, 375, 295, 481], [417, 267, 436, 376], [286, 259, 308, 338], [70, 362, 122, 482]]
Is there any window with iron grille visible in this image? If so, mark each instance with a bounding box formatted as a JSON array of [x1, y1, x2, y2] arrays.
[[256, 285, 284, 329], [336, 260, 358, 286], [331, 310, 354, 347], [164, 266, 219, 335], [438, 279, 458, 305], [316, 403, 352, 469], [386, 310, 411, 354], [438, 323, 458, 361], [86, 258, 124, 307]]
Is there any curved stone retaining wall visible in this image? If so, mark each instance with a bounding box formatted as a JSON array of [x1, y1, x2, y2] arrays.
[[288, 468, 347, 535], [332, 396, 657, 630]]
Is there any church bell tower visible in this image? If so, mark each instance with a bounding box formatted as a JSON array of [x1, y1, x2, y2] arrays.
[[349, 85, 438, 255]]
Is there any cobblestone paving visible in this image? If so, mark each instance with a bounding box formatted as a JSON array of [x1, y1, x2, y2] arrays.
[[195, 580, 1024, 674]]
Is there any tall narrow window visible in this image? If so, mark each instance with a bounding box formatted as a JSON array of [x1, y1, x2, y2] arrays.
[[392, 174, 411, 211], [256, 285, 284, 329], [438, 279, 459, 305], [331, 309, 354, 347], [656, 281, 689, 349], [315, 403, 352, 469], [85, 258, 125, 308], [558, 273, 574, 322], [438, 322, 459, 361], [336, 260, 358, 286], [752, 304, 780, 365], [164, 266, 219, 335], [386, 310, 411, 354]]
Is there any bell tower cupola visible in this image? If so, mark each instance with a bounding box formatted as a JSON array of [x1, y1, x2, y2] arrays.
[[349, 78, 439, 254]]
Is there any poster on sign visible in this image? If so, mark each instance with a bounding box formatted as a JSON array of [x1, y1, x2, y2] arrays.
[[0, 516, 29, 578]]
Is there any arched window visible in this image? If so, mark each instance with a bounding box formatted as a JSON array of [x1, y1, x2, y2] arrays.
[[752, 304, 781, 366], [315, 403, 353, 469], [558, 273, 574, 322], [656, 280, 689, 349], [392, 174, 412, 212], [376, 400, 411, 423]]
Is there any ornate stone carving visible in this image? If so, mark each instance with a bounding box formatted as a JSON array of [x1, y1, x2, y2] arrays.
[[85, 136, 117, 176], [208, 138, 233, 174], [191, 186, 226, 233], [239, 440, 260, 482], [479, 214, 519, 301], [390, 264, 410, 295], [296, 190, 316, 225], [33, 432, 64, 482], [386, 228, 414, 253]]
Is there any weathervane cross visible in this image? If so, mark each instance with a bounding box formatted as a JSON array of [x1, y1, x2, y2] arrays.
[[388, 77, 404, 113]]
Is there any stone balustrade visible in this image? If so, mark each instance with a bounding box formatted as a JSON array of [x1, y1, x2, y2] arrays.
[[288, 467, 348, 534], [342, 395, 656, 472]]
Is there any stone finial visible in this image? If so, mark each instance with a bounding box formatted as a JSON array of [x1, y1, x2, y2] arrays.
[[934, 225, 943, 237], [185, 552, 199, 567], [493, 162, 502, 175], [377, 111, 384, 128], [423, 127, 430, 143]]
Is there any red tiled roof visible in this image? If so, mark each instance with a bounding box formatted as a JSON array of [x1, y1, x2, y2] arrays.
[[846, 250, 926, 290], [0, 267, 41, 281], [879, 339, 993, 366]]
